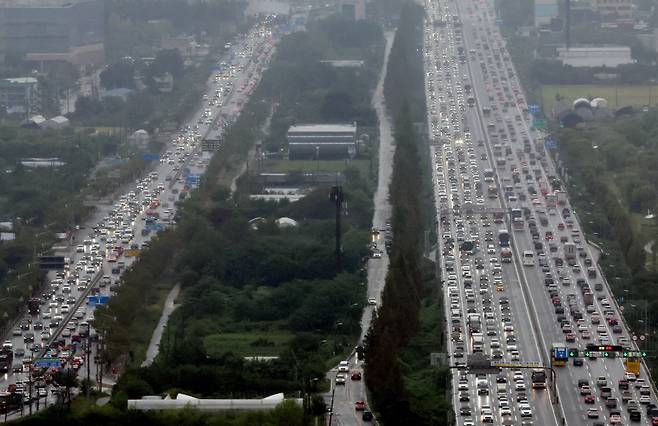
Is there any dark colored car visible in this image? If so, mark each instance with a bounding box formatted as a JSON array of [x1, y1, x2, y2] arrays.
[[362, 411, 373, 421]]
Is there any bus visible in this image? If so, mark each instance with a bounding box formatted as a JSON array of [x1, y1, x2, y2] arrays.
[[522, 250, 535, 266], [551, 343, 568, 366], [531, 369, 547, 389]]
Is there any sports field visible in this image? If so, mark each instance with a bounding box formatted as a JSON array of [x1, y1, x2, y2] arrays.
[[541, 84, 658, 113]]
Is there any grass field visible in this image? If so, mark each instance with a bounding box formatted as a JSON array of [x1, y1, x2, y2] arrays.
[[541, 84, 658, 113], [260, 158, 372, 176], [203, 332, 292, 357]]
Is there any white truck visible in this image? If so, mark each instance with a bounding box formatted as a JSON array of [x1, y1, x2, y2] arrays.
[[468, 313, 482, 333], [564, 242, 577, 265]]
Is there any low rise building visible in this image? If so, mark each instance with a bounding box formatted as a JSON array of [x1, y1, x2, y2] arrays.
[[557, 45, 633, 67], [0, 77, 40, 115], [287, 123, 357, 160], [593, 0, 632, 19]]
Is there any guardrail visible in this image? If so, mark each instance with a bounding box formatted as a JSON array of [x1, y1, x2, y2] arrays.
[[36, 269, 103, 359]]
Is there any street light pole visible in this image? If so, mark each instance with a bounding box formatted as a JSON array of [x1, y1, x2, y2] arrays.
[[329, 186, 344, 272]]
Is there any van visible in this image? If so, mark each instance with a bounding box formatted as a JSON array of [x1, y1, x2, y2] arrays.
[[338, 361, 349, 372], [497, 383, 507, 394]]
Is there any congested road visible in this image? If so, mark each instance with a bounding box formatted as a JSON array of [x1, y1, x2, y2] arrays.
[[0, 18, 278, 419], [427, 0, 658, 425]]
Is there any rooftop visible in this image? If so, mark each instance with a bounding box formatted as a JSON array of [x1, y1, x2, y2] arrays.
[[0, 0, 85, 8], [1, 77, 38, 84], [288, 123, 356, 133]]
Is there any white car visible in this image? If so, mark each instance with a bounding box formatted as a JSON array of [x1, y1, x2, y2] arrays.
[[368, 298, 377, 306]]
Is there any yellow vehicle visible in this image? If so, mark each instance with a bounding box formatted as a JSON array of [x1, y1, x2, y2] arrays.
[[625, 357, 641, 377], [496, 283, 505, 292]]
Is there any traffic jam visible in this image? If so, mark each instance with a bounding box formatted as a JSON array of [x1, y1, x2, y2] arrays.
[[428, 0, 658, 424], [0, 19, 277, 417]]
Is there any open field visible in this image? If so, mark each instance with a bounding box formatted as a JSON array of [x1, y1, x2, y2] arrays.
[[203, 332, 292, 357], [541, 84, 658, 114], [260, 158, 371, 176]]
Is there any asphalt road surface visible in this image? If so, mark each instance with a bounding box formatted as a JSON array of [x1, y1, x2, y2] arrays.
[[426, 0, 658, 425]]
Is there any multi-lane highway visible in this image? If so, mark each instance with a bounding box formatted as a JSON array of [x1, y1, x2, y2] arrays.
[[0, 18, 277, 419], [425, 0, 658, 425]]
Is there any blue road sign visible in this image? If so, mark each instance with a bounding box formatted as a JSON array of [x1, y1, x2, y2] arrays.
[[545, 138, 558, 150], [145, 222, 165, 232], [528, 104, 540, 114], [34, 358, 62, 368], [554, 346, 568, 360], [186, 174, 201, 187], [141, 153, 160, 161], [88, 295, 111, 307]]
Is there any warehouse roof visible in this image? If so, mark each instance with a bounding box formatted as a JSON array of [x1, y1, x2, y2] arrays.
[[0, 0, 86, 7], [288, 123, 356, 133]]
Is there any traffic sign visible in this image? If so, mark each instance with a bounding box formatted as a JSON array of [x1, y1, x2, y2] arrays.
[[33, 358, 62, 368], [544, 138, 558, 150], [533, 118, 547, 129], [141, 153, 160, 162], [87, 295, 110, 306], [528, 104, 541, 114], [467, 353, 500, 374], [640, 335, 646, 341], [587, 344, 624, 352], [553, 346, 568, 360], [186, 174, 201, 188], [39, 256, 65, 270]]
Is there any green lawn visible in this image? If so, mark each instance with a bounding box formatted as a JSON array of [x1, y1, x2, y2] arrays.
[[541, 84, 658, 113], [262, 160, 374, 176], [203, 332, 292, 358], [260, 158, 372, 176]]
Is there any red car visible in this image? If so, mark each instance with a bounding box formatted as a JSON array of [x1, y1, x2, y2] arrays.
[[584, 395, 595, 404], [652, 416, 658, 425], [351, 372, 362, 381], [355, 401, 366, 411], [557, 223, 565, 230], [566, 333, 576, 342]]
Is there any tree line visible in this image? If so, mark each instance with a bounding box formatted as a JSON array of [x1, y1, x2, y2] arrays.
[[556, 111, 658, 376], [363, 2, 452, 423]]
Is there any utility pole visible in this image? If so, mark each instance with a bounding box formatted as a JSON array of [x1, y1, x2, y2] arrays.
[[329, 186, 344, 272]]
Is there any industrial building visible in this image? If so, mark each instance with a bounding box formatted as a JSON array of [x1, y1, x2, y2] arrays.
[[287, 123, 357, 160], [128, 393, 302, 412], [338, 0, 365, 20], [593, 0, 632, 19], [534, 0, 559, 27], [557, 45, 633, 67], [0, 77, 40, 115], [0, 0, 104, 67]]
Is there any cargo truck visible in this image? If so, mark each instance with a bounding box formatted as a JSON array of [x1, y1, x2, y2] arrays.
[[468, 313, 482, 333], [556, 191, 567, 206], [564, 243, 577, 265]]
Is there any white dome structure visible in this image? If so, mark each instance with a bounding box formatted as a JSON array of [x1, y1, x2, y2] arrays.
[[573, 98, 591, 110], [590, 98, 608, 109], [275, 217, 298, 228]]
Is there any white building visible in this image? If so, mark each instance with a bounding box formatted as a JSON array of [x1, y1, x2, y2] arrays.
[[128, 393, 302, 412], [245, 0, 290, 18], [557, 45, 633, 67]]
